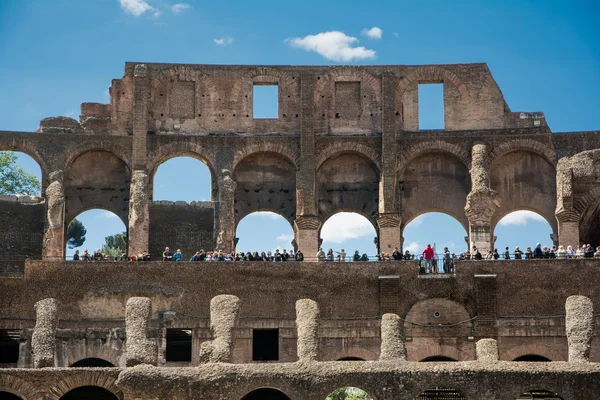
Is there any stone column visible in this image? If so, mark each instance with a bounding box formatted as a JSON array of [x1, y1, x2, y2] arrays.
[[555, 161, 581, 247], [125, 297, 157, 367], [379, 313, 406, 361], [42, 171, 65, 259], [465, 143, 500, 252], [132, 64, 149, 170], [294, 216, 322, 261], [296, 299, 320, 362], [216, 170, 236, 253], [378, 213, 402, 254], [476, 338, 499, 362], [128, 170, 150, 256], [296, 73, 317, 217], [32, 298, 57, 368], [199, 295, 240, 363], [565, 295, 594, 363]]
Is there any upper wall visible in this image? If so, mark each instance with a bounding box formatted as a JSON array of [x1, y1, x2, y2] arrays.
[[84, 62, 548, 134]]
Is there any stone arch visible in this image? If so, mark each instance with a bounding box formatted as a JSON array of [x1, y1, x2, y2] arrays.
[[403, 210, 469, 242], [478, 73, 504, 101], [232, 151, 297, 225], [317, 153, 380, 226], [231, 141, 299, 173], [411, 344, 466, 362], [491, 207, 557, 242], [397, 66, 471, 100], [240, 387, 292, 400], [0, 375, 37, 400], [315, 142, 380, 172], [503, 343, 564, 362], [397, 140, 470, 172], [490, 139, 557, 167], [70, 358, 116, 367], [329, 347, 378, 361], [577, 187, 600, 245], [64, 145, 131, 173], [50, 373, 122, 400], [64, 342, 123, 368]]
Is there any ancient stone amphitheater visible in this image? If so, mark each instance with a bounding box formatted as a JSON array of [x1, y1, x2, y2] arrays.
[[0, 63, 599, 399]]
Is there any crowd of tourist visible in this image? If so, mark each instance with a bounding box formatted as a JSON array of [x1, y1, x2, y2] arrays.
[[160, 247, 305, 262]]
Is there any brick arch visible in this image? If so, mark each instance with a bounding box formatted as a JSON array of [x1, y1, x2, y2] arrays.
[[478, 73, 504, 101], [403, 209, 469, 237], [230, 67, 298, 108], [491, 207, 557, 236], [0, 142, 49, 191], [0, 375, 37, 400], [574, 187, 600, 215], [64, 146, 131, 173], [397, 140, 470, 172], [64, 344, 123, 368], [397, 66, 471, 100], [235, 208, 295, 228], [489, 139, 557, 167], [149, 142, 216, 178], [409, 343, 469, 362], [231, 142, 299, 173], [314, 67, 381, 105], [49, 372, 122, 399], [315, 142, 381, 171], [65, 207, 128, 232], [502, 343, 564, 361], [328, 347, 379, 361]]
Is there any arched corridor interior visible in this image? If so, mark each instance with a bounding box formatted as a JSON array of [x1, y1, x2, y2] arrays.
[[403, 212, 467, 257], [0, 392, 22, 400], [65, 209, 127, 260], [236, 212, 295, 256], [513, 354, 551, 362], [153, 156, 212, 202], [59, 386, 118, 400], [241, 388, 291, 400], [70, 358, 115, 367], [0, 151, 42, 196], [320, 212, 378, 260], [494, 211, 555, 257]]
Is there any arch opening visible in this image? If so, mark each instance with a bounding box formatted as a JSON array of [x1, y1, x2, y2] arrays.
[[0, 151, 42, 196], [241, 388, 291, 400], [420, 356, 457, 362], [70, 358, 116, 367], [59, 386, 119, 400], [516, 390, 563, 399], [0, 392, 23, 400], [337, 357, 365, 361], [403, 212, 467, 271], [320, 212, 378, 261], [493, 210, 556, 259], [579, 195, 600, 247], [513, 354, 551, 362], [235, 211, 295, 260], [65, 209, 127, 261], [326, 387, 373, 400], [153, 156, 213, 202], [418, 387, 465, 399]]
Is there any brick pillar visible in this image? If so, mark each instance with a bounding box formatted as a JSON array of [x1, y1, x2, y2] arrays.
[[465, 143, 500, 253], [294, 216, 321, 261], [42, 170, 65, 259], [216, 170, 236, 253], [378, 275, 400, 315], [555, 161, 581, 247], [474, 274, 497, 338], [378, 213, 402, 254], [127, 64, 150, 255]]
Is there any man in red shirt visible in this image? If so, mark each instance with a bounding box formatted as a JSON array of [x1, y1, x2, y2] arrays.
[[422, 244, 435, 273]]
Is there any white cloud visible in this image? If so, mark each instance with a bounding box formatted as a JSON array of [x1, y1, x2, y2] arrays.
[[152, 10, 162, 18], [96, 211, 119, 220], [404, 241, 421, 254], [285, 31, 376, 62], [119, 0, 154, 17], [172, 3, 191, 13], [276, 234, 293, 241], [361, 26, 383, 39], [321, 213, 376, 243], [498, 210, 546, 226], [214, 37, 233, 46]]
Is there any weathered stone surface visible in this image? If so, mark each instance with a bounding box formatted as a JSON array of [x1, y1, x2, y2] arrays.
[[476, 338, 499, 362], [199, 295, 239, 363], [125, 297, 157, 367], [379, 313, 406, 361], [565, 295, 594, 363], [295, 299, 320, 362], [32, 298, 58, 368], [128, 170, 149, 255], [42, 170, 65, 259]]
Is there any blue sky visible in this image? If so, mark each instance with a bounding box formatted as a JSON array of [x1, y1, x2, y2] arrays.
[[1, 0, 598, 258]]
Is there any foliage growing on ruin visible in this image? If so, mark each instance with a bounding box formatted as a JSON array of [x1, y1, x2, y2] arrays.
[[327, 387, 372, 400], [67, 219, 87, 249], [102, 232, 128, 259], [0, 151, 41, 196]]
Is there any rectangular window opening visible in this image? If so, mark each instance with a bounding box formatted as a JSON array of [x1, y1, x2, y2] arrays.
[[253, 84, 279, 119], [165, 328, 192, 362], [418, 83, 444, 130], [0, 330, 20, 365], [252, 328, 279, 361]]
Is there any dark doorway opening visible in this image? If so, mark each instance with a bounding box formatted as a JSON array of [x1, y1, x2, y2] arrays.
[[166, 328, 192, 362], [0, 330, 20, 365], [59, 386, 118, 400], [252, 329, 279, 361]]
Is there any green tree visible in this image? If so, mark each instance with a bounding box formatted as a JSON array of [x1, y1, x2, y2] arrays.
[[101, 232, 128, 259], [326, 387, 371, 400], [67, 219, 87, 249], [0, 151, 41, 196]]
